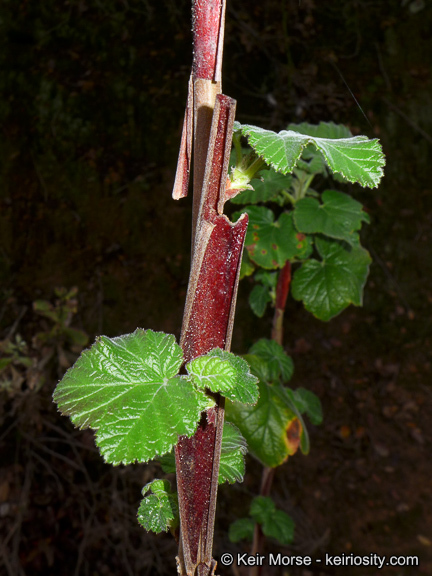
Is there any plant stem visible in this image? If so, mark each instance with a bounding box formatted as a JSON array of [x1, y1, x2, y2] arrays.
[[250, 260, 292, 576], [250, 467, 275, 576], [175, 93, 247, 576], [271, 261, 291, 345]]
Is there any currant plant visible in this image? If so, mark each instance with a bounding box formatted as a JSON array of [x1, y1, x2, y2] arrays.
[[52, 0, 385, 574], [224, 120, 384, 564], [53, 329, 258, 528], [230, 120, 385, 322]]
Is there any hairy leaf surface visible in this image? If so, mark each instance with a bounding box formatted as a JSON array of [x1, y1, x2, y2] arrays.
[[137, 479, 178, 533], [187, 348, 259, 404], [219, 422, 248, 484], [53, 329, 211, 465], [234, 122, 385, 188]]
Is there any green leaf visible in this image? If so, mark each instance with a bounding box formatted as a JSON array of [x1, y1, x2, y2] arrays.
[[137, 479, 178, 533], [187, 348, 259, 405], [0, 358, 13, 371], [229, 517, 255, 543], [250, 496, 294, 546], [234, 206, 313, 269], [254, 269, 278, 289], [225, 380, 301, 467], [158, 452, 176, 475], [235, 123, 385, 188], [219, 422, 247, 484], [291, 237, 372, 321], [239, 249, 256, 279], [295, 147, 327, 175], [157, 421, 247, 484], [292, 388, 323, 426], [230, 168, 292, 205], [242, 354, 272, 384], [293, 190, 370, 246], [249, 284, 272, 317], [53, 329, 212, 465], [288, 121, 352, 139], [248, 339, 294, 383], [33, 300, 59, 322]]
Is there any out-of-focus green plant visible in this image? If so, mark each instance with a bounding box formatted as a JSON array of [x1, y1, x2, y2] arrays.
[[33, 286, 88, 349]]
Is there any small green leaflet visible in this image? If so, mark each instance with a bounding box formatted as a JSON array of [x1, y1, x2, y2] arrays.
[[229, 497, 295, 546], [230, 168, 292, 205], [219, 422, 248, 484], [233, 121, 385, 189], [250, 496, 294, 546], [248, 338, 294, 383], [249, 284, 272, 317], [248, 270, 277, 317], [187, 348, 259, 405], [234, 206, 312, 269], [229, 517, 255, 543], [53, 329, 212, 465], [239, 249, 256, 279], [291, 237, 372, 321], [293, 189, 370, 246], [158, 422, 248, 485], [137, 479, 178, 533]]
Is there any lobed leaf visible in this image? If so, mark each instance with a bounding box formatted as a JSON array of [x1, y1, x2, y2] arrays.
[[291, 237, 371, 321], [225, 379, 302, 468], [137, 479, 178, 533], [53, 329, 212, 465], [187, 348, 259, 405], [248, 338, 294, 383], [234, 206, 312, 269], [293, 189, 370, 246], [235, 122, 385, 188], [250, 496, 295, 546]]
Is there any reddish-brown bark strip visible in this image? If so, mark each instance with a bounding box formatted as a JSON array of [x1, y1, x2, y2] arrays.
[[175, 95, 247, 576], [173, 74, 194, 200], [192, 0, 225, 81]]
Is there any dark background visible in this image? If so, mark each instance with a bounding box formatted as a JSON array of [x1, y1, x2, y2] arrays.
[[0, 0, 431, 574]]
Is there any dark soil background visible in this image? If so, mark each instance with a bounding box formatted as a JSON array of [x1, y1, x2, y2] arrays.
[[0, 1, 431, 575]]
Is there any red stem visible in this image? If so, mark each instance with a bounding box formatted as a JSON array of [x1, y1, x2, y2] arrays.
[[271, 261, 291, 345], [192, 0, 225, 81], [175, 95, 246, 576], [251, 261, 292, 576]]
